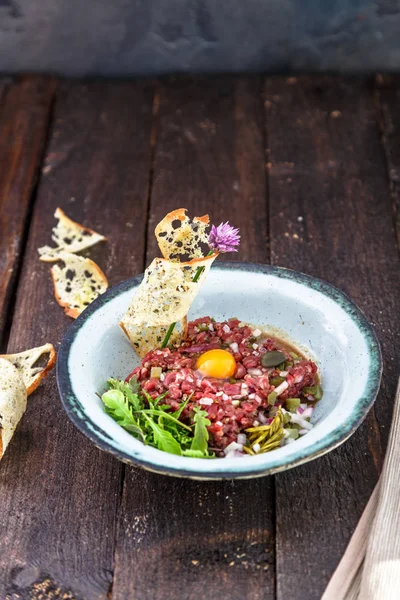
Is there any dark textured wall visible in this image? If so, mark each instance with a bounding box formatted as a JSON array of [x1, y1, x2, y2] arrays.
[[1, 0, 400, 76]]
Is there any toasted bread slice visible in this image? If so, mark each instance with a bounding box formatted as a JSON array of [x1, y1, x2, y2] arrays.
[[155, 208, 210, 262], [38, 207, 106, 262], [120, 254, 217, 357], [0, 358, 27, 459], [51, 252, 108, 318], [0, 344, 56, 396]]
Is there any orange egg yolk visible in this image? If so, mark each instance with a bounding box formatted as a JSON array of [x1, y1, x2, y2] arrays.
[[196, 349, 236, 379]]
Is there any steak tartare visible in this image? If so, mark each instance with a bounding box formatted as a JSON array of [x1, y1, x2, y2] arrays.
[[120, 317, 322, 457]]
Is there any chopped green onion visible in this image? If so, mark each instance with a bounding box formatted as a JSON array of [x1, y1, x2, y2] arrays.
[[289, 351, 300, 360], [282, 412, 291, 425]]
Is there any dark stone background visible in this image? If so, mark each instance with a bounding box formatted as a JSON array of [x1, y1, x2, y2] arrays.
[[1, 0, 400, 76]]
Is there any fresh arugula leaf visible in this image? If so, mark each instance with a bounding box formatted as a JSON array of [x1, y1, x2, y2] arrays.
[[122, 423, 147, 442], [182, 449, 215, 459], [182, 449, 205, 458], [141, 409, 192, 430], [127, 376, 141, 395], [107, 378, 143, 412], [152, 391, 168, 407], [191, 407, 211, 454], [143, 414, 182, 455], [102, 389, 145, 441], [172, 395, 191, 419], [102, 378, 215, 459]]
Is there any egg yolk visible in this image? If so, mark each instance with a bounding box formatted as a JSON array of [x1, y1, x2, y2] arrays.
[[196, 349, 236, 379]]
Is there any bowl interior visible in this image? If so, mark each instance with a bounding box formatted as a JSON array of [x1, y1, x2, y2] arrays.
[[58, 263, 381, 479]]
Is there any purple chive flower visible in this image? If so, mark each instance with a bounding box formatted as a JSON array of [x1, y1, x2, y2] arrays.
[[209, 222, 240, 253]]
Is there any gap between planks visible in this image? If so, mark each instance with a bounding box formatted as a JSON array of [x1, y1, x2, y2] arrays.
[[0, 76, 57, 352]]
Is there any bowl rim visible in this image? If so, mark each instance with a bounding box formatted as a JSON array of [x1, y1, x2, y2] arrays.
[[57, 262, 382, 479]]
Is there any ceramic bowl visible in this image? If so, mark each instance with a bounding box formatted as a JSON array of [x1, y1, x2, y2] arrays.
[[57, 262, 382, 480]]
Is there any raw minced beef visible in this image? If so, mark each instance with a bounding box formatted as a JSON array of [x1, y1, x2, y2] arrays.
[[127, 317, 318, 452]]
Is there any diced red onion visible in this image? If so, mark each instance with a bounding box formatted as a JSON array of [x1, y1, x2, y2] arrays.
[[199, 397, 214, 406], [258, 411, 268, 424], [179, 342, 220, 353], [224, 441, 243, 455], [274, 380, 289, 396], [302, 407, 314, 419], [224, 450, 245, 458], [290, 413, 313, 430], [237, 433, 247, 445], [247, 368, 263, 376]]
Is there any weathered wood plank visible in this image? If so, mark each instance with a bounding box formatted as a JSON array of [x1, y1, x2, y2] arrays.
[[0, 80, 155, 600], [265, 76, 400, 600], [112, 77, 273, 600], [376, 75, 400, 249], [0, 76, 56, 345]]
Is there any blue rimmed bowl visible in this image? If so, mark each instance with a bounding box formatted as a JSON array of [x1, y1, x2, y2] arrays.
[[57, 262, 382, 480]]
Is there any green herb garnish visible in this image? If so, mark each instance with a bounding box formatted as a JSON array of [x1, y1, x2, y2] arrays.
[[101, 378, 213, 458], [191, 407, 211, 454]]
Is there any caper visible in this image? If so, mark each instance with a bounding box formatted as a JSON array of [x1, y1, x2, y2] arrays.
[[261, 350, 287, 368]]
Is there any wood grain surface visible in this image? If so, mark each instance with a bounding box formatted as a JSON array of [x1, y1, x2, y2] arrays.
[[112, 77, 275, 600], [0, 80, 155, 600], [265, 76, 400, 600], [0, 75, 399, 600], [376, 75, 400, 249], [0, 76, 56, 346]]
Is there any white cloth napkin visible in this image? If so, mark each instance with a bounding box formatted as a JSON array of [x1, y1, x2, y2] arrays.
[[322, 378, 400, 600]]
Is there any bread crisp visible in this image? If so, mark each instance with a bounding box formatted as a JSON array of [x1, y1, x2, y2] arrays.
[[120, 255, 217, 357], [121, 209, 218, 357], [0, 358, 27, 459], [0, 343, 56, 396], [51, 252, 108, 318], [38, 207, 106, 262], [155, 208, 210, 262]]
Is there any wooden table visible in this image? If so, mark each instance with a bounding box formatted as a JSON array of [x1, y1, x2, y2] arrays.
[[0, 75, 399, 600]]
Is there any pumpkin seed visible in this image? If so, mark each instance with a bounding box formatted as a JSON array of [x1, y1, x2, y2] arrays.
[[261, 350, 287, 368]]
